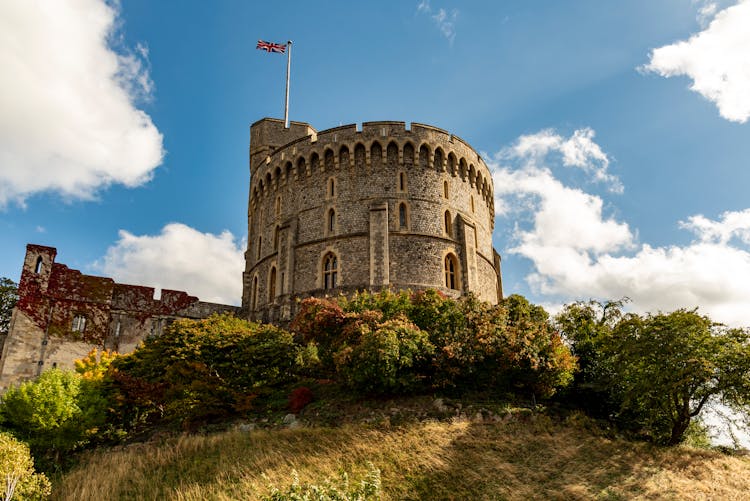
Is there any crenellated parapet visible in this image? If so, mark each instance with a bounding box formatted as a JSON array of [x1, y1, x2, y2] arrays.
[[248, 120, 495, 217]]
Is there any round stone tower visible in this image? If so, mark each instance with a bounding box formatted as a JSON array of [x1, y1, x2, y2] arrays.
[[243, 118, 502, 323]]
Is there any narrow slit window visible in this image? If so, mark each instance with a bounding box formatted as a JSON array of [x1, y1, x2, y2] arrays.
[[443, 181, 449, 199], [329, 178, 335, 197], [399, 172, 406, 191], [269, 267, 277, 300], [444, 211, 452, 237], [257, 236, 262, 259], [34, 256, 43, 274], [399, 203, 407, 229], [273, 226, 280, 251], [328, 208, 336, 233]]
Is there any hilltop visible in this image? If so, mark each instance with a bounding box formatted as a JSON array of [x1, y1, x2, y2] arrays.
[[52, 400, 750, 500]]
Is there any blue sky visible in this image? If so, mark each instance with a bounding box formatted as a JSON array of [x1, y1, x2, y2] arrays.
[[2, 0, 750, 325]]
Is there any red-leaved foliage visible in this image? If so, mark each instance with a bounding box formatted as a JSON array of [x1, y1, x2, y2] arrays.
[[288, 386, 314, 413]]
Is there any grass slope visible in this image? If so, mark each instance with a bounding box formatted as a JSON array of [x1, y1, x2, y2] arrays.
[[53, 413, 750, 500]]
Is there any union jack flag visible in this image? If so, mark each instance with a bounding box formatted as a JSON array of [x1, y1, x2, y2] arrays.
[[256, 40, 287, 53]]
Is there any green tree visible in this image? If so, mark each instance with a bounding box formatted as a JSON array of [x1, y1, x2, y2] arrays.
[[0, 432, 51, 501], [0, 369, 107, 461], [558, 302, 750, 445], [0, 277, 18, 336], [554, 299, 627, 417], [613, 310, 750, 445]]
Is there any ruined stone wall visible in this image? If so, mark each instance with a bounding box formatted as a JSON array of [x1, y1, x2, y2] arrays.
[[244, 119, 502, 323], [0, 244, 238, 391]]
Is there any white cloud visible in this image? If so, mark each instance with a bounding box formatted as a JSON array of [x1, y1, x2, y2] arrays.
[[0, 0, 164, 208], [416, 1, 458, 45], [94, 223, 245, 305], [681, 208, 750, 245], [497, 128, 623, 197], [641, 0, 750, 123], [492, 128, 750, 328]]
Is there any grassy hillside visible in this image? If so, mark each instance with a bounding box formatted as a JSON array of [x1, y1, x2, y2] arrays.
[[52, 409, 750, 500]]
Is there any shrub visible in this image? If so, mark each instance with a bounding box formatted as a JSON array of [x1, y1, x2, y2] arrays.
[[111, 314, 313, 429], [0, 432, 51, 501], [288, 387, 314, 413], [334, 314, 434, 395], [0, 369, 107, 460], [290, 291, 577, 399]]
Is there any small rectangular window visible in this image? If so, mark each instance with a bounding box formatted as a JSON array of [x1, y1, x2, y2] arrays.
[[72, 315, 86, 333]]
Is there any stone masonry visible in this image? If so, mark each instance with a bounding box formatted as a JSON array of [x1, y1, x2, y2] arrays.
[[0, 244, 238, 391], [243, 118, 503, 323]]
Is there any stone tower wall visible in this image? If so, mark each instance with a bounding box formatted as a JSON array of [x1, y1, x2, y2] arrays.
[[243, 119, 502, 323]]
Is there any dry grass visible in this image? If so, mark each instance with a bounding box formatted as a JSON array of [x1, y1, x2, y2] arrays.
[[52, 415, 750, 501]]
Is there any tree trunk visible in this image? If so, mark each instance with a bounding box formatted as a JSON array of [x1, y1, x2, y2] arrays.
[[668, 417, 690, 445]]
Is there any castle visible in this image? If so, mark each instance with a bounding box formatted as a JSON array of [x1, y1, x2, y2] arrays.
[[0, 118, 502, 390]]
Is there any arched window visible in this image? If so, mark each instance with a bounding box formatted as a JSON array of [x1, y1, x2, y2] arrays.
[[403, 143, 414, 167], [434, 148, 444, 172], [444, 210, 452, 237], [419, 144, 430, 169], [273, 226, 280, 251], [328, 208, 336, 234], [399, 203, 408, 229], [310, 152, 320, 174], [323, 253, 338, 289], [448, 154, 457, 176], [296, 157, 306, 178], [444, 254, 458, 290], [34, 256, 43, 274], [387, 141, 398, 168], [443, 180, 449, 199], [269, 267, 277, 301], [371, 141, 383, 166], [339, 145, 350, 168], [324, 149, 334, 171], [354, 143, 366, 169], [286, 161, 295, 180]]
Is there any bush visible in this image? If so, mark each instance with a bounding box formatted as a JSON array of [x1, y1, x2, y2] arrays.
[[334, 314, 434, 395], [0, 432, 51, 501], [290, 291, 577, 399], [111, 314, 314, 430], [288, 387, 314, 413], [0, 369, 107, 460]]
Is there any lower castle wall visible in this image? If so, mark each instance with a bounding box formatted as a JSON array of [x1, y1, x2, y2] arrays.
[[0, 244, 240, 392]]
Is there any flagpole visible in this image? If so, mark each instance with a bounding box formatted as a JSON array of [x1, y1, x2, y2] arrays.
[[284, 40, 292, 129]]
